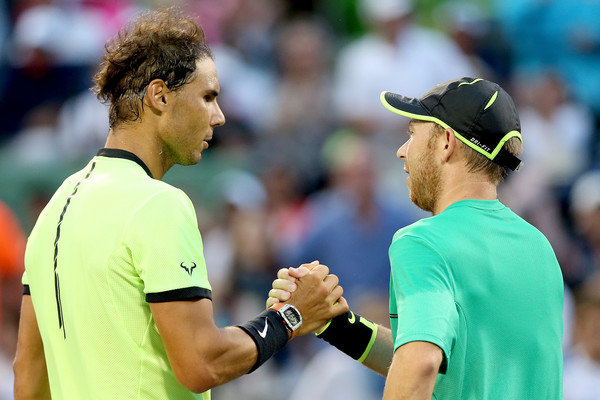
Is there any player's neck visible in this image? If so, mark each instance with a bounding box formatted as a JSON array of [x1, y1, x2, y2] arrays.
[[104, 125, 172, 180], [433, 171, 497, 215]]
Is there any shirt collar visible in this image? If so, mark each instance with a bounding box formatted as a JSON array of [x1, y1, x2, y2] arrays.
[[96, 148, 153, 179]]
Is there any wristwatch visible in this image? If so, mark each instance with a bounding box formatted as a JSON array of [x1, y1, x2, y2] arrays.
[[269, 303, 302, 339]]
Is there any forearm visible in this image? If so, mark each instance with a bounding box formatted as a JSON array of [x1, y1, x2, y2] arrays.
[[362, 325, 394, 376], [13, 296, 51, 400], [316, 310, 394, 376], [13, 361, 51, 400], [152, 300, 292, 393], [186, 326, 258, 391]]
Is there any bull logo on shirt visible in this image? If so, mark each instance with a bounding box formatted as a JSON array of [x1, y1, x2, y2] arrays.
[[180, 262, 197, 276]]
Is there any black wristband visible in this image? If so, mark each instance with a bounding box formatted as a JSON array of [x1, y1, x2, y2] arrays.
[[316, 310, 378, 362], [237, 310, 289, 373]]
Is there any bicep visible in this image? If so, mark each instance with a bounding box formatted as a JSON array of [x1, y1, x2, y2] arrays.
[[150, 299, 257, 392], [382, 341, 442, 400], [150, 298, 217, 357]]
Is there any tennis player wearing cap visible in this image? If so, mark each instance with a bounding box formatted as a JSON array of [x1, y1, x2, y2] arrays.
[[268, 77, 564, 399]]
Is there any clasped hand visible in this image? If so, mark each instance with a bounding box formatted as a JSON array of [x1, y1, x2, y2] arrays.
[[267, 261, 348, 335]]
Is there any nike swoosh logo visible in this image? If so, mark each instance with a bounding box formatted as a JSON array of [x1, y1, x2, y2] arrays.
[[348, 311, 355, 324], [258, 317, 268, 338]]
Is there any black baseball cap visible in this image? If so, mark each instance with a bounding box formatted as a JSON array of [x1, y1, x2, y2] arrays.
[[380, 77, 522, 171]]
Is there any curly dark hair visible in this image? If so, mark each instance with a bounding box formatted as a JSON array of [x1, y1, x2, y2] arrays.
[[93, 8, 213, 128]]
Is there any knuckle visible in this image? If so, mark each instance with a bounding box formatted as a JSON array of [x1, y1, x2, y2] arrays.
[[318, 283, 329, 296], [328, 273, 339, 285], [274, 279, 286, 290], [277, 268, 288, 279]]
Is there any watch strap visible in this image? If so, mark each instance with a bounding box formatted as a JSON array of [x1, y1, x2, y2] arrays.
[[269, 303, 300, 340]]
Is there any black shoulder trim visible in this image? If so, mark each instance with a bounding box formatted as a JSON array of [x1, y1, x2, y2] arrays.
[[97, 148, 153, 178], [146, 287, 212, 303], [23, 285, 31, 295]]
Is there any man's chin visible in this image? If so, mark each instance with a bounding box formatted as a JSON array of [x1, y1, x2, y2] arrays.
[[410, 192, 434, 213], [177, 153, 202, 166], [191, 149, 206, 164]]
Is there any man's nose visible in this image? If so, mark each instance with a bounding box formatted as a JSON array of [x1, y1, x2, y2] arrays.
[[397, 140, 409, 160], [212, 103, 226, 127]]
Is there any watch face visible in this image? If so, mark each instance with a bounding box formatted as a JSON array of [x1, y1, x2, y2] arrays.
[[284, 309, 300, 326], [280, 304, 302, 331]]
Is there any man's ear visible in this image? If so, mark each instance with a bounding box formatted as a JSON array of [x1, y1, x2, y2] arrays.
[[441, 127, 457, 163], [145, 79, 169, 112]]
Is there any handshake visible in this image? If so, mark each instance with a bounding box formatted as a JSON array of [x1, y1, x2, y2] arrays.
[[264, 260, 349, 336], [239, 260, 380, 373], [258, 260, 381, 370]]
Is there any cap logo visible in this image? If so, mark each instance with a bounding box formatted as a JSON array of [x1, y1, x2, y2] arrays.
[[485, 91, 498, 110], [457, 78, 483, 87], [469, 137, 492, 153]]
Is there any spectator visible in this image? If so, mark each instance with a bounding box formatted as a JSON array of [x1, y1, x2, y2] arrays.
[[498, 71, 595, 285], [1, 1, 106, 138], [257, 16, 336, 189], [331, 0, 478, 206], [563, 272, 600, 400], [332, 0, 476, 135], [494, 0, 600, 120], [262, 163, 313, 272], [434, 0, 510, 81], [567, 170, 600, 286], [289, 131, 417, 303]]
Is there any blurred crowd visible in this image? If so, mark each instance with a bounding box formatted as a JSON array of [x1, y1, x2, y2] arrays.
[[1, 0, 600, 399]]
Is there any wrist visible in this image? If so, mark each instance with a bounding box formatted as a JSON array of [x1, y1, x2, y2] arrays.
[[237, 309, 290, 373], [316, 310, 378, 362], [269, 302, 302, 340]]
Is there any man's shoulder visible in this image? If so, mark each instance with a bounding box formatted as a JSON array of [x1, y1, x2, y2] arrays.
[[391, 217, 437, 246], [81, 155, 193, 218], [91, 155, 187, 200], [130, 182, 192, 215]]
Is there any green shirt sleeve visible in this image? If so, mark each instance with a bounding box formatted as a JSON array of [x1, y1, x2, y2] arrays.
[[389, 232, 458, 373], [125, 188, 212, 302]]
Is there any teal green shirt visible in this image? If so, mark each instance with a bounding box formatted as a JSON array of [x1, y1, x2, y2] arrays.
[[24, 149, 211, 400], [389, 200, 563, 399]]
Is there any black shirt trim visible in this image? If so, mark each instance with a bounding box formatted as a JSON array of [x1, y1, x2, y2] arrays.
[[97, 148, 153, 179], [146, 287, 212, 303]]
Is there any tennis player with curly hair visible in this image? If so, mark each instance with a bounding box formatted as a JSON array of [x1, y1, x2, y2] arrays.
[[13, 8, 346, 400]]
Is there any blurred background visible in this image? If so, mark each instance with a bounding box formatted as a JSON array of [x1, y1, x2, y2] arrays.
[[1, 0, 599, 398]]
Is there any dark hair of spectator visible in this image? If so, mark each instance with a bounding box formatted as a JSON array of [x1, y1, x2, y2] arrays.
[[92, 7, 213, 128]]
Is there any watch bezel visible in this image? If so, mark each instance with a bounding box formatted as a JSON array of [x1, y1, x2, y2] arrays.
[[278, 303, 302, 332]]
